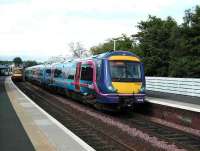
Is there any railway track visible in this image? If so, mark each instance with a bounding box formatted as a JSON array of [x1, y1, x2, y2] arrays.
[[15, 82, 143, 151], [120, 115, 200, 151], [15, 81, 200, 151]]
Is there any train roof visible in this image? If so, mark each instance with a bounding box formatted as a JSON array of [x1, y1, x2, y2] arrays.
[[65, 50, 139, 62], [25, 50, 140, 70], [95, 50, 138, 59]]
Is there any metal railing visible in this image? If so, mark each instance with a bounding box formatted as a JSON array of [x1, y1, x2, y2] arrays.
[[146, 77, 200, 97]]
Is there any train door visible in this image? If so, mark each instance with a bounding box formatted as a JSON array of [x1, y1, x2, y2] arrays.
[[51, 67, 55, 85], [79, 61, 95, 96], [75, 62, 81, 91]]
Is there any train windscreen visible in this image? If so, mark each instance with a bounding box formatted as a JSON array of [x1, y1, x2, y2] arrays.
[[14, 69, 23, 74], [109, 61, 141, 82]]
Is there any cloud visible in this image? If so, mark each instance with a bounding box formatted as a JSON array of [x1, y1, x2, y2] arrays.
[[30, 0, 175, 14], [0, 0, 199, 61]]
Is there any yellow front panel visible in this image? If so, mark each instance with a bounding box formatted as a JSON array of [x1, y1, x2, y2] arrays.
[[109, 56, 140, 62], [112, 82, 142, 94]]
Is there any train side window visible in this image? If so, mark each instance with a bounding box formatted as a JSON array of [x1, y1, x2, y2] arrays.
[[67, 64, 76, 80], [68, 74, 74, 79], [63, 66, 70, 79], [54, 69, 62, 78], [33, 70, 36, 75], [68, 69, 75, 79], [46, 69, 51, 76], [81, 65, 93, 81], [39, 70, 43, 76], [46, 69, 51, 73]]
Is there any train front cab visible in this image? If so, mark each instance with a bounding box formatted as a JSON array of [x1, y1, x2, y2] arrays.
[[12, 68, 23, 81], [95, 53, 146, 110]]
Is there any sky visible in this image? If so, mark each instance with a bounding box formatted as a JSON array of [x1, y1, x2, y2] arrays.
[[0, 0, 199, 61]]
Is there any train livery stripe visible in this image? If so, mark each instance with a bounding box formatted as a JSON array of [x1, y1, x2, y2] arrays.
[[108, 56, 140, 62]]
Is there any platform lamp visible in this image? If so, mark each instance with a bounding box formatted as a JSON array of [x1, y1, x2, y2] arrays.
[[113, 40, 116, 51]]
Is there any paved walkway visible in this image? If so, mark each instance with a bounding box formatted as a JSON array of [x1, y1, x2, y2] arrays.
[[0, 76, 35, 151]]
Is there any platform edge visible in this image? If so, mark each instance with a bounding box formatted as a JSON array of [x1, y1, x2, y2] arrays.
[[10, 77, 95, 151]]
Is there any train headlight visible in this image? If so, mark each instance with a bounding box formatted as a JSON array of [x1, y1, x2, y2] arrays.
[[140, 86, 145, 93], [88, 84, 94, 89], [108, 85, 117, 92], [83, 92, 88, 96]]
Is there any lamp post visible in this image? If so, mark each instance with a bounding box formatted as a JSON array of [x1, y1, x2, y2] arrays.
[[113, 40, 116, 51]]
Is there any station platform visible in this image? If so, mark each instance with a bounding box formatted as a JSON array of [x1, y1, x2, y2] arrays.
[[144, 96, 200, 131], [0, 76, 95, 151], [146, 89, 200, 113], [146, 96, 200, 113]]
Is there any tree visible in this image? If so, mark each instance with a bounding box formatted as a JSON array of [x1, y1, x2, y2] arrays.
[[69, 42, 89, 58], [90, 34, 139, 55], [13, 57, 23, 67], [168, 6, 200, 77], [133, 16, 178, 76], [24, 60, 38, 67], [0, 60, 12, 65]]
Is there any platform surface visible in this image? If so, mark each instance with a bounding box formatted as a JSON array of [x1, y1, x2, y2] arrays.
[[0, 76, 95, 151], [146, 96, 200, 113], [0, 76, 35, 151]]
